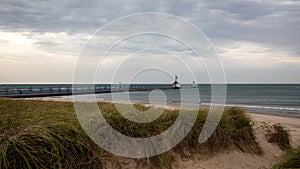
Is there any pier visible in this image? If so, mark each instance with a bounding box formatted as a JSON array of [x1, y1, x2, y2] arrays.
[[0, 84, 174, 98]]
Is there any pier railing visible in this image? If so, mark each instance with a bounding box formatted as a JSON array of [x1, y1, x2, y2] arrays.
[[0, 84, 174, 98]]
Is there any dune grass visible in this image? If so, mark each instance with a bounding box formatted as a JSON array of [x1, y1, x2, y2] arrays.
[[0, 99, 104, 169], [267, 124, 291, 151], [0, 99, 263, 169], [273, 148, 300, 169]]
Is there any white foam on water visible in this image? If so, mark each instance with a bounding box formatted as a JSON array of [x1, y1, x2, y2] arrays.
[[201, 102, 300, 112]]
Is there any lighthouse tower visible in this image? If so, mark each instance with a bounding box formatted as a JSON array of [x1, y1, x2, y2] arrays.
[[173, 75, 180, 89]]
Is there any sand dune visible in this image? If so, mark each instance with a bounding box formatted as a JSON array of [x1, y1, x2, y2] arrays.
[[173, 113, 300, 169], [248, 113, 300, 148], [19, 98, 300, 168]]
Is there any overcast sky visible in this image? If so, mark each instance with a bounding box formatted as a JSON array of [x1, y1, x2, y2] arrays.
[[0, 0, 299, 84]]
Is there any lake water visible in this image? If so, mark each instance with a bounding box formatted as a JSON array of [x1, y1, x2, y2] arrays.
[[1, 84, 300, 117], [70, 84, 300, 117]]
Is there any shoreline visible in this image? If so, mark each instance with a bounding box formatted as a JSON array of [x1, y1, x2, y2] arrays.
[[20, 96, 300, 118]]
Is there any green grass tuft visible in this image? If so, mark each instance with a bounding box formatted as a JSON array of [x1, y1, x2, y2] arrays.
[[273, 148, 300, 169], [174, 107, 262, 156], [0, 99, 103, 169], [267, 124, 291, 151]]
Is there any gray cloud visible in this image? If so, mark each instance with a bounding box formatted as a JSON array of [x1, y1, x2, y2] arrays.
[[0, 0, 299, 83], [191, 1, 300, 51], [0, 0, 298, 54], [0, 0, 299, 45]]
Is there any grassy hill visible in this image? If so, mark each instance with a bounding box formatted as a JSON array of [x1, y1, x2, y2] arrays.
[[0, 99, 263, 169]]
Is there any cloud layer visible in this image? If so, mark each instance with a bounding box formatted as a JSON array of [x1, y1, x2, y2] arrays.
[[0, 0, 299, 83]]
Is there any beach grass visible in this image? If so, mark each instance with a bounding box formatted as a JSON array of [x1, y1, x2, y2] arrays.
[[273, 148, 300, 169], [0, 99, 104, 169], [267, 124, 291, 151], [0, 99, 263, 168]]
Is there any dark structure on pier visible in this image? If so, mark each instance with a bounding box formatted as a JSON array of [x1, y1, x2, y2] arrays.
[[172, 75, 180, 89]]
